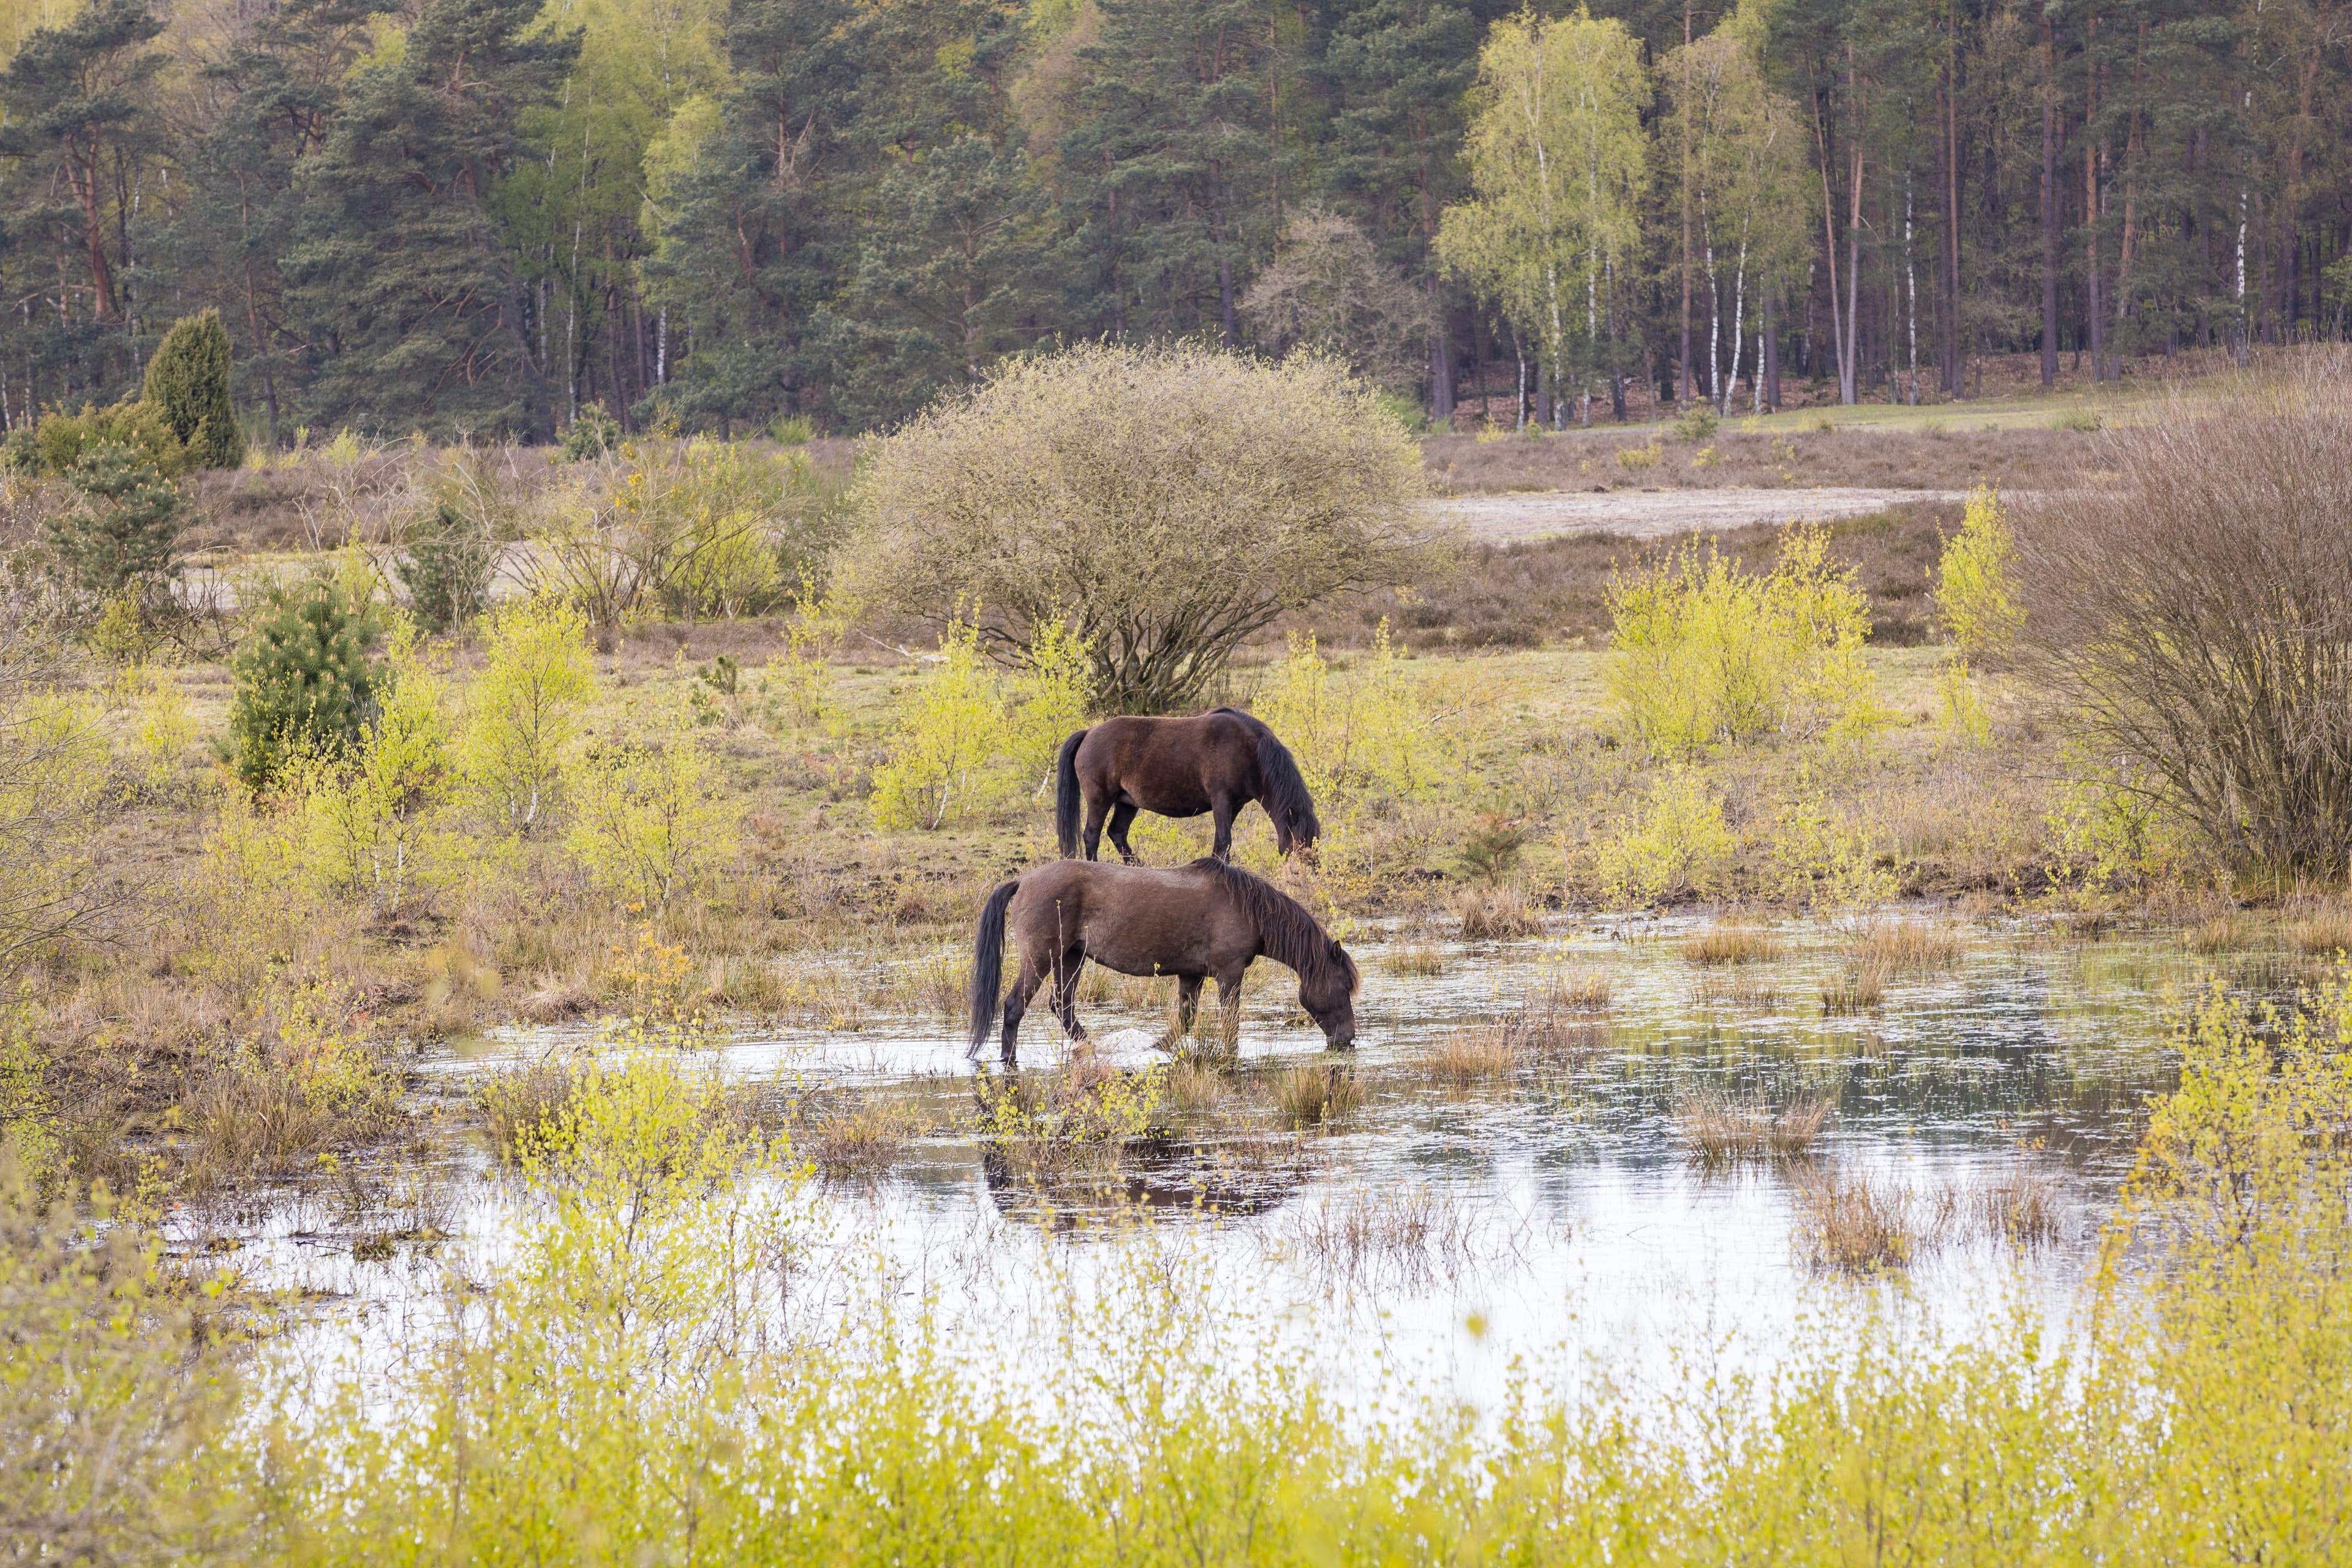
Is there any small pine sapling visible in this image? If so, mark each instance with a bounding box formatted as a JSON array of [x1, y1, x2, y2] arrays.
[[397, 501, 496, 633], [228, 580, 381, 788], [45, 440, 186, 598]]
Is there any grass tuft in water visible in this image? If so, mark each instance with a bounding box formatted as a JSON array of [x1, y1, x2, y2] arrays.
[[1820, 953, 1893, 1013], [1684, 922, 1783, 965], [1414, 1022, 1525, 1084], [1848, 919, 1967, 973], [1270, 1062, 1364, 1128], [1676, 1090, 1831, 1163], [1793, 1168, 1934, 1273], [1457, 884, 1543, 940]]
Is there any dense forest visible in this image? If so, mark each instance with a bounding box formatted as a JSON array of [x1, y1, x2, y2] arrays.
[[0, 0, 2343, 442]]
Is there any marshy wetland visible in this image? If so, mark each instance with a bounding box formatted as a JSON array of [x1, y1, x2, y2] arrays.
[[12, 361, 2352, 1558]]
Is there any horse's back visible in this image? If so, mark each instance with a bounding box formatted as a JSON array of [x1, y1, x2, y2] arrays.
[[1077, 710, 1262, 804]]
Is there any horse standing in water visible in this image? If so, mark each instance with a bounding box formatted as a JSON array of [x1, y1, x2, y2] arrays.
[[967, 857, 1359, 1061], [1054, 709, 1319, 862]]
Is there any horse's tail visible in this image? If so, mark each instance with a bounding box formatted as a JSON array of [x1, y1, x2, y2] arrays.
[[1054, 729, 1088, 856], [968, 878, 1020, 1056], [1254, 722, 1321, 854]]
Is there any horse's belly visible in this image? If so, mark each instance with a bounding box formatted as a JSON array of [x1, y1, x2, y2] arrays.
[[1079, 916, 1221, 979]]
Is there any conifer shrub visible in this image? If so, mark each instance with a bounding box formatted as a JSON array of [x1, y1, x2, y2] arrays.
[[396, 500, 497, 633], [227, 580, 381, 788], [141, 309, 246, 469], [43, 440, 187, 597], [560, 401, 622, 461]]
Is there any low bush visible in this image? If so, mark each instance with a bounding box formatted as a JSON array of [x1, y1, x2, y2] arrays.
[[2015, 363, 2352, 873], [1606, 519, 1880, 755], [396, 501, 496, 633]]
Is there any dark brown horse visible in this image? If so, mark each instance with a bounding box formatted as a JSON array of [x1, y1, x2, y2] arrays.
[[967, 857, 1359, 1061], [1054, 708, 1320, 862]]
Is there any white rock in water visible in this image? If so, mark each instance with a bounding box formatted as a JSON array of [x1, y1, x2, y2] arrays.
[[1088, 1027, 1164, 1065]]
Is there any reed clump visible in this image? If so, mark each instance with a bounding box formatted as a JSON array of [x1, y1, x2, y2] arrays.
[[1413, 1022, 1523, 1085], [2287, 902, 2352, 956], [1848, 919, 1967, 973], [1676, 1090, 1832, 1164], [1820, 952, 1892, 1014], [1280, 1180, 1479, 1292], [796, 1093, 935, 1177], [1684, 921, 1784, 965], [2184, 913, 2247, 954], [1457, 884, 1542, 940], [1269, 1062, 1363, 1128], [476, 1051, 584, 1161], [1793, 1168, 1936, 1273], [1164, 1055, 1237, 1115]]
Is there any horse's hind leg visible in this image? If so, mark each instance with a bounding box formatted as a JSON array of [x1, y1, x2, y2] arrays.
[[1049, 947, 1090, 1041], [1082, 794, 1111, 861], [1000, 955, 1049, 1062], [1107, 802, 1141, 864]]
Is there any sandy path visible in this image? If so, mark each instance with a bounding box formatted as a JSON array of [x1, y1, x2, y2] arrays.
[[1425, 486, 1970, 543]]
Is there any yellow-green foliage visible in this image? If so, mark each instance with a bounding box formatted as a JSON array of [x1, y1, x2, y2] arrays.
[[2044, 741, 2183, 889], [1595, 767, 1735, 905], [1606, 520, 1879, 756], [0, 989, 55, 1194], [0, 1164, 252, 1558], [760, 577, 850, 734], [1256, 622, 1488, 804], [870, 620, 1009, 831], [28, 970, 2343, 1562], [1758, 777, 1901, 908], [21, 397, 191, 480], [567, 716, 733, 907], [1005, 616, 1093, 788], [463, 596, 595, 834], [1934, 485, 2022, 657], [298, 621, 454, 916]]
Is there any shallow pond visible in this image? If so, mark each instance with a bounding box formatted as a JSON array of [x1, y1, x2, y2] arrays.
[[200, 910, 2241, 1414]]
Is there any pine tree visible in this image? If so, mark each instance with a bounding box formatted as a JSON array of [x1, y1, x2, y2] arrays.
[[44, 440, 185, 597], [228, 581, 382, 788], [639, 0, 865, 430], [142, 311, 246, 469], [396, 502, 496, 634], [285, 0, 575, 439]]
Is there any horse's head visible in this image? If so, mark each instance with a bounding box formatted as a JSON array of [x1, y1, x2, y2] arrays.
[[1300, 937, 1359, 1049]]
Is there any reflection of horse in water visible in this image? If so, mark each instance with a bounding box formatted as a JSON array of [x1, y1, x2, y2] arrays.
[[973, 1119, 1314, 1225], [967, 857, 1359, 1063], [1055, 709, 1320, 863]]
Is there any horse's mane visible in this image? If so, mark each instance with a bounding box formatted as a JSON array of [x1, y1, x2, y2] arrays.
[[1190, 858, 1359, 995], [1207, 708, 1320, 844]]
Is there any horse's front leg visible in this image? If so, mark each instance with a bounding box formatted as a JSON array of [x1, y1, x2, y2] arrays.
[[1049, 946, 1091, 1041], [1001, 956, 1048, 1063], [1106, 802, 1142, 864], [1172, 974, 1204, 1042], [1213, 967, 1246, 1049], [1209, 796, 1238, 860]]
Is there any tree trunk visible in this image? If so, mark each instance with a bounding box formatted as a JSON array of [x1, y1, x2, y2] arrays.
[[2040, 13, 2060, 389]]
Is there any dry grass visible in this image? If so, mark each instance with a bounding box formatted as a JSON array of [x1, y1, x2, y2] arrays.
[[1792, 1169, 1937, 1273], [1820, 953, 1893, 1014], [1697, 973, 1782, 1009], [1951, 1166, 2067, 1247], [1457, 884, 1543, 940], [795, 1093, 934, 1177], [2184, 913, 2248, 954], [1685, 922, 1784, 965], [1848, 919, 1968, 973], [1513, 979, 1612, 1057], [1279, 1181, 1482, 1292], [1412, 1022, 1525, 1085], [1676, 1090, 1832, 1164], [1164, 1055, 1237, 1115], [1543, 970, 1611, 1011], [1270, 1062, 1365, 1128], [2287, 903, 2352, 956], [475, 1052, 584, 1161], [1383, 935, 1448, 976]]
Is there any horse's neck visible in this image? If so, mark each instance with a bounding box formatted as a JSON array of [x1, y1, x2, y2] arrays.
[[1257, 908, 1316, 976]]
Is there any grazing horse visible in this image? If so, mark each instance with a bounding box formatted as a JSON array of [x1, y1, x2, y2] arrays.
[[967, 857, 1360, 1061], [1054, 708, 1320, 863]]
